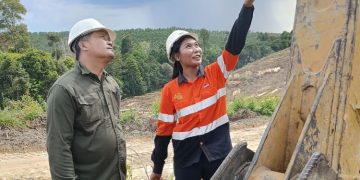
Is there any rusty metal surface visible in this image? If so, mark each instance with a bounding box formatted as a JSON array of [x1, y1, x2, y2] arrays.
[[211, 142, 254, 180], [298, 152, 337, 180], [243, 0, 360, 179]]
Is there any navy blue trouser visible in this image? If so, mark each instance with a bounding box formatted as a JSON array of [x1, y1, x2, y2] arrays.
[[174, 153, 225, 180]]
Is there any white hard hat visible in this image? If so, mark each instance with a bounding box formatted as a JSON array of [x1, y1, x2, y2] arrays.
[[166, 30, 198, 63], [68, 18, 116, 52]]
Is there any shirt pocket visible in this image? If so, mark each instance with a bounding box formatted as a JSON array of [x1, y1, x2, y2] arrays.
[[76, 92, 104, 128], [109, 87, 120, 118]]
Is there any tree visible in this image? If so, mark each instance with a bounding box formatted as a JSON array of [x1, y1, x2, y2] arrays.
[[18, 49, 59, 100], [106, 48, 124, 95], [199, 29, 210, 53], [0, 52, 30, 106], [47, 32, 64, 60], [0, 0, 26, 29], [55, 56, 75, 75], [0, 0, 29, 52], [121, 35, 133, 55], [160, 63, 172, 83], [149, 43, 167, 64], [121, 54, 146, 97]]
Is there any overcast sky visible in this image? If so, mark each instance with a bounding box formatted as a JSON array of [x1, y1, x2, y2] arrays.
[[20, 0, 297, 33]]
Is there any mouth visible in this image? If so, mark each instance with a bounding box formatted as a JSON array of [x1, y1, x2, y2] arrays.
[[193, 56, 202, 61], [107, 44, 113, 50]]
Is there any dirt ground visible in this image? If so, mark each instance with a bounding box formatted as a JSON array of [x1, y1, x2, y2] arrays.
[[0, 117, 268, 180], [0, 48, 290, 179]]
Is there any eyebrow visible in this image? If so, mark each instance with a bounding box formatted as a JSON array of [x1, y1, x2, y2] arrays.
[[183, 41, 198, 46], [97, 32, 107, 36]]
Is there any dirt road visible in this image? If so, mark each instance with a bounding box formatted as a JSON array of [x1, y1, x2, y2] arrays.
[[0, 120, 267, 180]]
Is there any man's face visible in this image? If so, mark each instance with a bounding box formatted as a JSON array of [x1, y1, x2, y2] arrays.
[[83, 30, 114, 62]]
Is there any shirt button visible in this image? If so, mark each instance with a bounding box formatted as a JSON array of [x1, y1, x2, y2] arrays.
[[200, 142, 203, 146]]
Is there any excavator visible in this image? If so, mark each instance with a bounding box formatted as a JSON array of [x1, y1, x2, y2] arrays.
[[212, 0, 360, 179]]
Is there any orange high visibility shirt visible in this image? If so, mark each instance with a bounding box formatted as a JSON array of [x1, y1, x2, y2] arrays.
[[157, 50, 239, 139], [151, 5, 254, 174]]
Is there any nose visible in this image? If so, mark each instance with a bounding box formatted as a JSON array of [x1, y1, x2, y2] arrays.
[[194, 46, 202, 53], [107, 41, 113, 47]]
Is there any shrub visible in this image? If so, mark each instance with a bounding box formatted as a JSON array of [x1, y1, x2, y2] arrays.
[[0, 109, 22, 127], [257, 96, 280, 116], [0, 95, 44, 128], [150, 99, 160, 118], [227, 96, 280, 117], [119, 109, 138, 126]]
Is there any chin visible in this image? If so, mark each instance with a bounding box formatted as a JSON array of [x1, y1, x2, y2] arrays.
[[103, 54, 114, 63], [107, 52, 115, 59], [194, 60, 202, 65]]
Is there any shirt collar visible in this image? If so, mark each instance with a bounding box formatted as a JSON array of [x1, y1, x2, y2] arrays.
[[76, 61, 109, 77], [178, 64, 205, 85]]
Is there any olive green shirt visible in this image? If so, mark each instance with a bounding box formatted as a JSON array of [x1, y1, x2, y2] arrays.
[[46, 62, 126, 180]]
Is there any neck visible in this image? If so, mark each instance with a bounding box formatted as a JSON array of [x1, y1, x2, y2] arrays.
[[79, 57, 107, 79], [182, 66, 199, 82]]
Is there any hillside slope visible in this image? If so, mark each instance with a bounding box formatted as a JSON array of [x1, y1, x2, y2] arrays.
[[0, 48, 291, 153], [121, 48, 291, 115]]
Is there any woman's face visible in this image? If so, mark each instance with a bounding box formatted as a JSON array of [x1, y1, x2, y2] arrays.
[[175, 37, 203, 68]]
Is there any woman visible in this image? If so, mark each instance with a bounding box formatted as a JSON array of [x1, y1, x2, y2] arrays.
[[151, 1, 254, 179]]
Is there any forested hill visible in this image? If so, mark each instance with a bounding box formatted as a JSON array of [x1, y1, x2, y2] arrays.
[[28, 28, 291, 97], [29, 29, 291, 67], [0, 0, 291, 129], [1, 28, 291, 114]]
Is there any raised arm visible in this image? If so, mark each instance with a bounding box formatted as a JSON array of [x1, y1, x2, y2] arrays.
[[225, 0, 254, 55]]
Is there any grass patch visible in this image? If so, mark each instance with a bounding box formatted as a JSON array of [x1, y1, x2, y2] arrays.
[[150, 99, 160, 118], [120, 109, 138, 126], [228, 96, 280, 117], [0, 95, 44, 128]]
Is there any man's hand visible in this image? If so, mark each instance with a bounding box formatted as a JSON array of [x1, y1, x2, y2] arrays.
[[244, 0, 255, 7], [150, 173, 162, 180]]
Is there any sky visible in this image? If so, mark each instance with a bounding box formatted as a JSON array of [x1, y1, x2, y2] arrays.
[[20, 0, 297, 33]]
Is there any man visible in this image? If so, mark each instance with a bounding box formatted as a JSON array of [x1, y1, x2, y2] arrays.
[[46, 18, 126, 180]]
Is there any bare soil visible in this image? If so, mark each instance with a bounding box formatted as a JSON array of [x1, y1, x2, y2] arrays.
[[0, 49, 291, 179], [0, 118, 268, 180]]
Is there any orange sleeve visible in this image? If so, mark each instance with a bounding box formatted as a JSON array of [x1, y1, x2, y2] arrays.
[[156, 84, 176, 136], [222, 49, 240, 72]]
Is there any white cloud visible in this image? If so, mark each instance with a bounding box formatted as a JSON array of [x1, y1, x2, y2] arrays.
[[21, 0, 154, 32], [20, 0, 297, 33], [250, 0, 296, 32]]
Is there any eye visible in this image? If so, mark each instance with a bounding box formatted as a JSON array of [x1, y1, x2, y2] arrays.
[[99, 35, 111, 41]]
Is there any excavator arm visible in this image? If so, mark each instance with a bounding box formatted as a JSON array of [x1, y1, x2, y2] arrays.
[[213, 0, 360, 179]]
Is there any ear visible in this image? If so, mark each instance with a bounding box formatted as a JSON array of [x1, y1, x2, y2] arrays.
[[79, 41, 89, 51], [174, 53, 180, 62]]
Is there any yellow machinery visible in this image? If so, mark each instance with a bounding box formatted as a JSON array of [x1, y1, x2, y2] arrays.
[[212, 0, 360, 179]]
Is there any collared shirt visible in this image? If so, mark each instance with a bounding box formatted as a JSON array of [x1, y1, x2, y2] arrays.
[[151, 5, 254, 174], [46, 62, 126, 180], [177, 65, 205, 85]]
